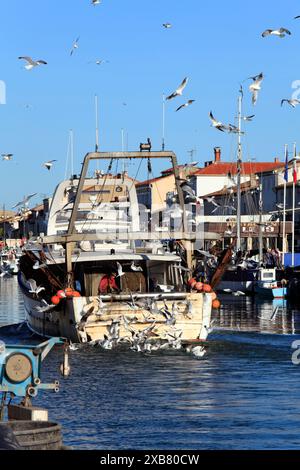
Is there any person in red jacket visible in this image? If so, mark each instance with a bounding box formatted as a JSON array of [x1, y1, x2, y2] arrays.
[[98, 273, 120, 294]]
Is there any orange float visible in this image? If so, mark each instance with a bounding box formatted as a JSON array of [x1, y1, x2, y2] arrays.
[[195, 282, 203, 292], [203, 284, 212, 293], [187, 278, 196, 286], [51, 295, 61, 305], [64, 288, 74, 298], [72, 291, 81, 298], [57, 290, 66, 299], [212, 299, 221, 309]]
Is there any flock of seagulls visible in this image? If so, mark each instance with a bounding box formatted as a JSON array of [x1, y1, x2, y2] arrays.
[[166, 77, 195, 113]]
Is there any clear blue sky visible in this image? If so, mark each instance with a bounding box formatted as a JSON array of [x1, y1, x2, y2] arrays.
[[1, 0, 300, 207]]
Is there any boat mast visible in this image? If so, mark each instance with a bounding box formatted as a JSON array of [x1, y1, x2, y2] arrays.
[[292, 142, 296, 267], [95, 94, 99, 152], [162, 94, 166, 151], [258, 181, 263, 264], [282, 144, 288, 259], [236, 93, 243, 252]]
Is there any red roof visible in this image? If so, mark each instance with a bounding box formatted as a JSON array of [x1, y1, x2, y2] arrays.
[[136, 174, 171, 187], [194, 161, 283, 176]]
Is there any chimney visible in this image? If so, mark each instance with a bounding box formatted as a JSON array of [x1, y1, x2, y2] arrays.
[[274, 157, 279, 163], [214, 147, 221, 163]]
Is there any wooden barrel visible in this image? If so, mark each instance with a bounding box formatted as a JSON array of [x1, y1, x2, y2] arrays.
[[6, 421, 62, 450]]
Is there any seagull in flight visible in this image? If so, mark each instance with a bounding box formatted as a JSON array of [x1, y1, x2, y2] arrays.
[[116, 262, 125, 278], [70, 37, 80, 56], [176, 100, 195, 112], [12, 193, 37, 209], [209, 111, 228, 132], [162, 23, 172, 29], [19, 56, 47, 70], [166, 77, 188, 101], [281, 99, 300, 108], [2, 154, 13, 161], [43, 160, 57, 171], [243, 115, 255, 121], [248, 72, 264, 105], [92, 0, 102, 4], [262, 28, 291, 38]]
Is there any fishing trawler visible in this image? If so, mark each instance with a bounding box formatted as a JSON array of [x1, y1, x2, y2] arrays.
[[18, 150, 215, 350]]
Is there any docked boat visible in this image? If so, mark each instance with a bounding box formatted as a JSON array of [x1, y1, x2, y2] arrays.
[[254, 268, 287, 299], [18, 150, 215, 350]]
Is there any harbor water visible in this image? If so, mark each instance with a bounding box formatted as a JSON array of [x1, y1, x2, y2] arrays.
[[0, 277, 300, 450]]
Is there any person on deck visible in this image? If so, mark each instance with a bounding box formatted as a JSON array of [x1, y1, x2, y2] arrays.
[[98, 273, 120, 294]]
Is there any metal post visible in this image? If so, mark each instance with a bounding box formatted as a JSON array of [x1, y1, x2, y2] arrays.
[[162, 94, 166, 151], [292, 144, 296, 266], [282, 144, 288, 259], [236, 95, 243, 252], [259, 182, 263, 264]]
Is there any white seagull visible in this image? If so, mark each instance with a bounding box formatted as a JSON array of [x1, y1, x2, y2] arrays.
[[281, 99, 300, 108], [19, 56, 47, 70], [209, 111, 228, 132], [12, 193, 37, 209], [116, 262, 125, 277], [43, 160, 57, 171], [2, 154, 13, 161], [70, 37, 80, 56], [176, 100, 195, 112], [243, 115, 255, 121], [262, 28, 291, 38], [131, 262, 143, 272], [92, 0, 102, 4], [248, 72, 264, 105], [162, 23, 172, 29], [166, 77, 188, 101]]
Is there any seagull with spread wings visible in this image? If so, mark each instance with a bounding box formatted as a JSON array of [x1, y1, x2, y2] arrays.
[[249, 72, 264, 105], [281, 99, 300, 108], [19, 56, 47, 70], [209, 111, 228, 132], [176, 100, 195, 112], [166, 77, 188, 101], [262, 28, 291, 38], [43, 160, 57, 171], [2, 154, 13, 161], [12, 193, 37, 209], [70, 37, 80, 56]]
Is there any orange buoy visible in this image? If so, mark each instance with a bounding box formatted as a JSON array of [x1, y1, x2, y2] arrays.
[[187, 278, 196, 286], [203, 284, 212, 293], [64, 288, 74, 298], [212, 298, 221, 309], [57, 290, 66, 299], [51, 295, 61, 306], [72, 291, 81, 298], [211, 292, 217, 301], [195, 282, 203, 292]]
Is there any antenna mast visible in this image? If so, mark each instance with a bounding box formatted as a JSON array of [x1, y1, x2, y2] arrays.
[[236, 92, 243, 252], [162, 94, 166, 151], [95, 94, 99, 152]]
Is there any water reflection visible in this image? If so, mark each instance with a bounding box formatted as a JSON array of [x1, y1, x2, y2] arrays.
[[0, 279, 300, 450], [214, 294, 300, 335]]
